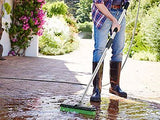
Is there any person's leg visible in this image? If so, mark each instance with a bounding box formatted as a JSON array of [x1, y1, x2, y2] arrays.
[[111, 10, 126, 62], [93, 19, 112, 62], [109, 10, 127, 98], [91, 19, 112, 102]]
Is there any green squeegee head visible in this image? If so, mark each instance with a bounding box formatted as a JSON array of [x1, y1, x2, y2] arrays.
[[60, 104, 96, 116]]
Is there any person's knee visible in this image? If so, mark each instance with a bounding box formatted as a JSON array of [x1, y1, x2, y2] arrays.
[[96, 47, 105, 55], [111, 53, 123, 61]]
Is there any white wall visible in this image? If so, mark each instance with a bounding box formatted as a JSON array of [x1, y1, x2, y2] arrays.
[[0, 0, 12, 56], [25, 36, 39, 57]]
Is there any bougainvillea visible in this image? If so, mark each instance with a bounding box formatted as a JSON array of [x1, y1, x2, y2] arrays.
[[8, 0, 45, 56]]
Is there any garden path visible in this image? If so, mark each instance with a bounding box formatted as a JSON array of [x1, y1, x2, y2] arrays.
[[0, 39, 160, 119], [40, 38, 160, 104]]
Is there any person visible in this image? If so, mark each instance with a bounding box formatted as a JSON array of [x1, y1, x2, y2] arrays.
[[0, 0, 5, 60], [90, 0, 128, 102]]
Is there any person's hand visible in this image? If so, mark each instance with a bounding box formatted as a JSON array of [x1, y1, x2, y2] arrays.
[[112, 20, 121, 32]]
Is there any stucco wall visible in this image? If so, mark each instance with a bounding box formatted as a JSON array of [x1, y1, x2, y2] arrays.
[[25, 35, 39, 57], [0, 0, 12, 56]]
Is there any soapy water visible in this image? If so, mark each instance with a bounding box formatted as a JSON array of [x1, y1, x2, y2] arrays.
[[0, 95, 160, 120]]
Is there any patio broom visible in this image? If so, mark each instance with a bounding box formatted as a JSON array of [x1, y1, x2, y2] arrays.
[[60, 2, 130, 116]]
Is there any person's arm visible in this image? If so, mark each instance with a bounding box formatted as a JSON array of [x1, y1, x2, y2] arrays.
[[95, 3, 121, 32]]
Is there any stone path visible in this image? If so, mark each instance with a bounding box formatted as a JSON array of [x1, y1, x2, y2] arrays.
[[39, 39, 160, 104], [0, 39, 160, 119], [0, 39, 160, 103]]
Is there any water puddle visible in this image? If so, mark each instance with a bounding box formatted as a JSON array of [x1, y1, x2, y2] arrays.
[[0, 95, 160, 119]]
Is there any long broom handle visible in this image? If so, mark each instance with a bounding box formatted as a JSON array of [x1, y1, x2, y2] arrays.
[[79, 2, 130, 105]]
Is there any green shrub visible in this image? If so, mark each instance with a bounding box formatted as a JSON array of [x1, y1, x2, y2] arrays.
[[141, 0, 159, 11], [39, 16, 79, 55], [76, 0, 92, 23], [125, 0, 160, 61], [64, 15, 78, 33], [46, 0, 62, 2], [140, 6, 160, 61], [132, 51, 157, 62], [65, 0, 79, 18], [78, 22, 92, 32], [77, 22, 93, 39], [44, 1, 68, 17]]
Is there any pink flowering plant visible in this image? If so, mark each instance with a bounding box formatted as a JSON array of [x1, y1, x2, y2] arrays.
[[8, 0, 45, 56]]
